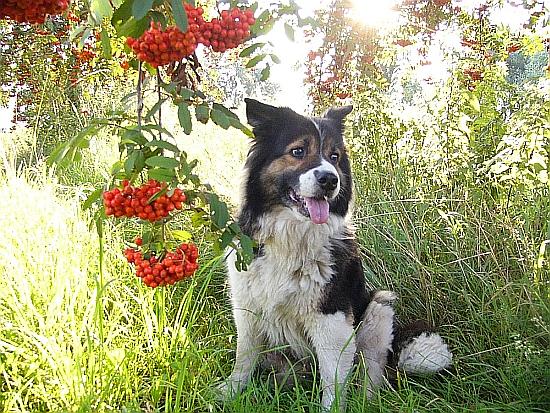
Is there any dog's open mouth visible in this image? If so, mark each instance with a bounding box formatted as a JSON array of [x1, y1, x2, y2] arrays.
[[289, 188, 329, 225]]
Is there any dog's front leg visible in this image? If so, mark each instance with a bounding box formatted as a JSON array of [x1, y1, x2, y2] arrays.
[[308, 312, 356, 412], [220, 308, 263, 398]]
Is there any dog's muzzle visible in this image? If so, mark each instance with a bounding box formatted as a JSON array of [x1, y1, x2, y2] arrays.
[[314, 170, 339, 195]]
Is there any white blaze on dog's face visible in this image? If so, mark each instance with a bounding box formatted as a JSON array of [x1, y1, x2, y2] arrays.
[[241, 99, 353, 228], [289, 140, 342, 225], [298, 160, 340, 200]]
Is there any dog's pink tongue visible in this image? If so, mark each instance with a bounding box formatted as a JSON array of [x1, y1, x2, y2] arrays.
[[304, 197, 329, 224]]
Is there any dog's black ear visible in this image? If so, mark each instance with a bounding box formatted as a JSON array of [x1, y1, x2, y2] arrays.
[[324, 105, 353, 122], [245, 98, 281, 128]]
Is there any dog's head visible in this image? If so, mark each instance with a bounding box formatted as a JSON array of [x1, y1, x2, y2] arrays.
[[240, 98, 353, 232]]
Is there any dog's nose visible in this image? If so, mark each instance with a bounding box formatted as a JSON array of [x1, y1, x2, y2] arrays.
[[315, 171, 339, 191]]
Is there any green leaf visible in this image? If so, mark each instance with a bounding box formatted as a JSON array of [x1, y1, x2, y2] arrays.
[[220, 228, 235, 250], [140, 124, 175, 139], [191, 210, 208, 228], [145, 156, 180, 169], [112, 0, 133, 25], [171, 0, 188, 32], [162, 82, 178, 94], [110, 160, 124, 175], [117, 16, 149, 38], [229, 116, 252, 135], [145, 140, 180, 153], [123, 149, 145, 175], [253, 18, 275, 36], [284, 23, 295, 41], [270, 54, 281, 64], [260, 65, 270, 81], [135, 150, 146, 172], [90, 0, 113, 23], [195, 103, 210, 124], [179, 88, 194, 100], [95, 213, 104, 239], [47, 124, 100, 166], [179, 157, 198, 181], [132, 0, 153, 20], [77, 138, 90, 149], [145, 98, 168, 122], [528, 152, 547, 172], [279, 2, 299, 15], [148, 168, 176, 182], [239, 234, 254, 263], [239, 42, 266, 57], [172, 230, 193, 241], [207, 194, 230, 229], [210, 108, 231, 129], [83, 187, 103, 210], [178, 102, 193, 134], [121, 128, 148, 145], [100, 29, 112, 59], [212, 104, 253, 136], [255, 9, 270, 24], [121, 90, 138, 104], [212, 103, 238, 119], [298, 16, 318, 28], [125, 150, 140, 174], [246, 54, 267, 68], [149, 10, 167, 27], [229, 222, 240, 233]]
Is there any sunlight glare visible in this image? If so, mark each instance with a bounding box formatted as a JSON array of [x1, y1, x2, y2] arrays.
[[350, 0, 400, 28]]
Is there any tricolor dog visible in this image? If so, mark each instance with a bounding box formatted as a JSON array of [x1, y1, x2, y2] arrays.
[[220, 98, 452, 410]]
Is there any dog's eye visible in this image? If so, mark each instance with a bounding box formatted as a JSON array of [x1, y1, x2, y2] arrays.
[[330, 153, 339, 163], [291, 147, 305, 158]]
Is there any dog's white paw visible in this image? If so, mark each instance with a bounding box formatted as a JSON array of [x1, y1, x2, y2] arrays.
[[321, 391, 346, 413], [214, 378, 245, 401]]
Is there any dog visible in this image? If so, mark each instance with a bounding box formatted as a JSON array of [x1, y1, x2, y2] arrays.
[[221, 98, 452, 410]]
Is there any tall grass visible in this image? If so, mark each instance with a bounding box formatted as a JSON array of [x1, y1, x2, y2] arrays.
[[0, 121, 548, 413], [0, 137, 233, 412], [352, 162, 550, 412]]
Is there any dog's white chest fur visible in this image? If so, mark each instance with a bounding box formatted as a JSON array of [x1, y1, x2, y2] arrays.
[[227, 209, 345, 355]]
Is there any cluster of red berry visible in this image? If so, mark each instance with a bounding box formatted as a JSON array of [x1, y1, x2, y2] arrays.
[[72, 48, 96, 63], [103, 180, 186, 222], [126, 22, 197, 68], [124, 242, 200, 288], [0, 0, 69, 24], [126, 4, 255, 67], [193, 7, 256, 52]]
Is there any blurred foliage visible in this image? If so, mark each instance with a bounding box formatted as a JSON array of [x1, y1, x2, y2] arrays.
[[0, 9, 134, 158], [306, 0, 550, 204]]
